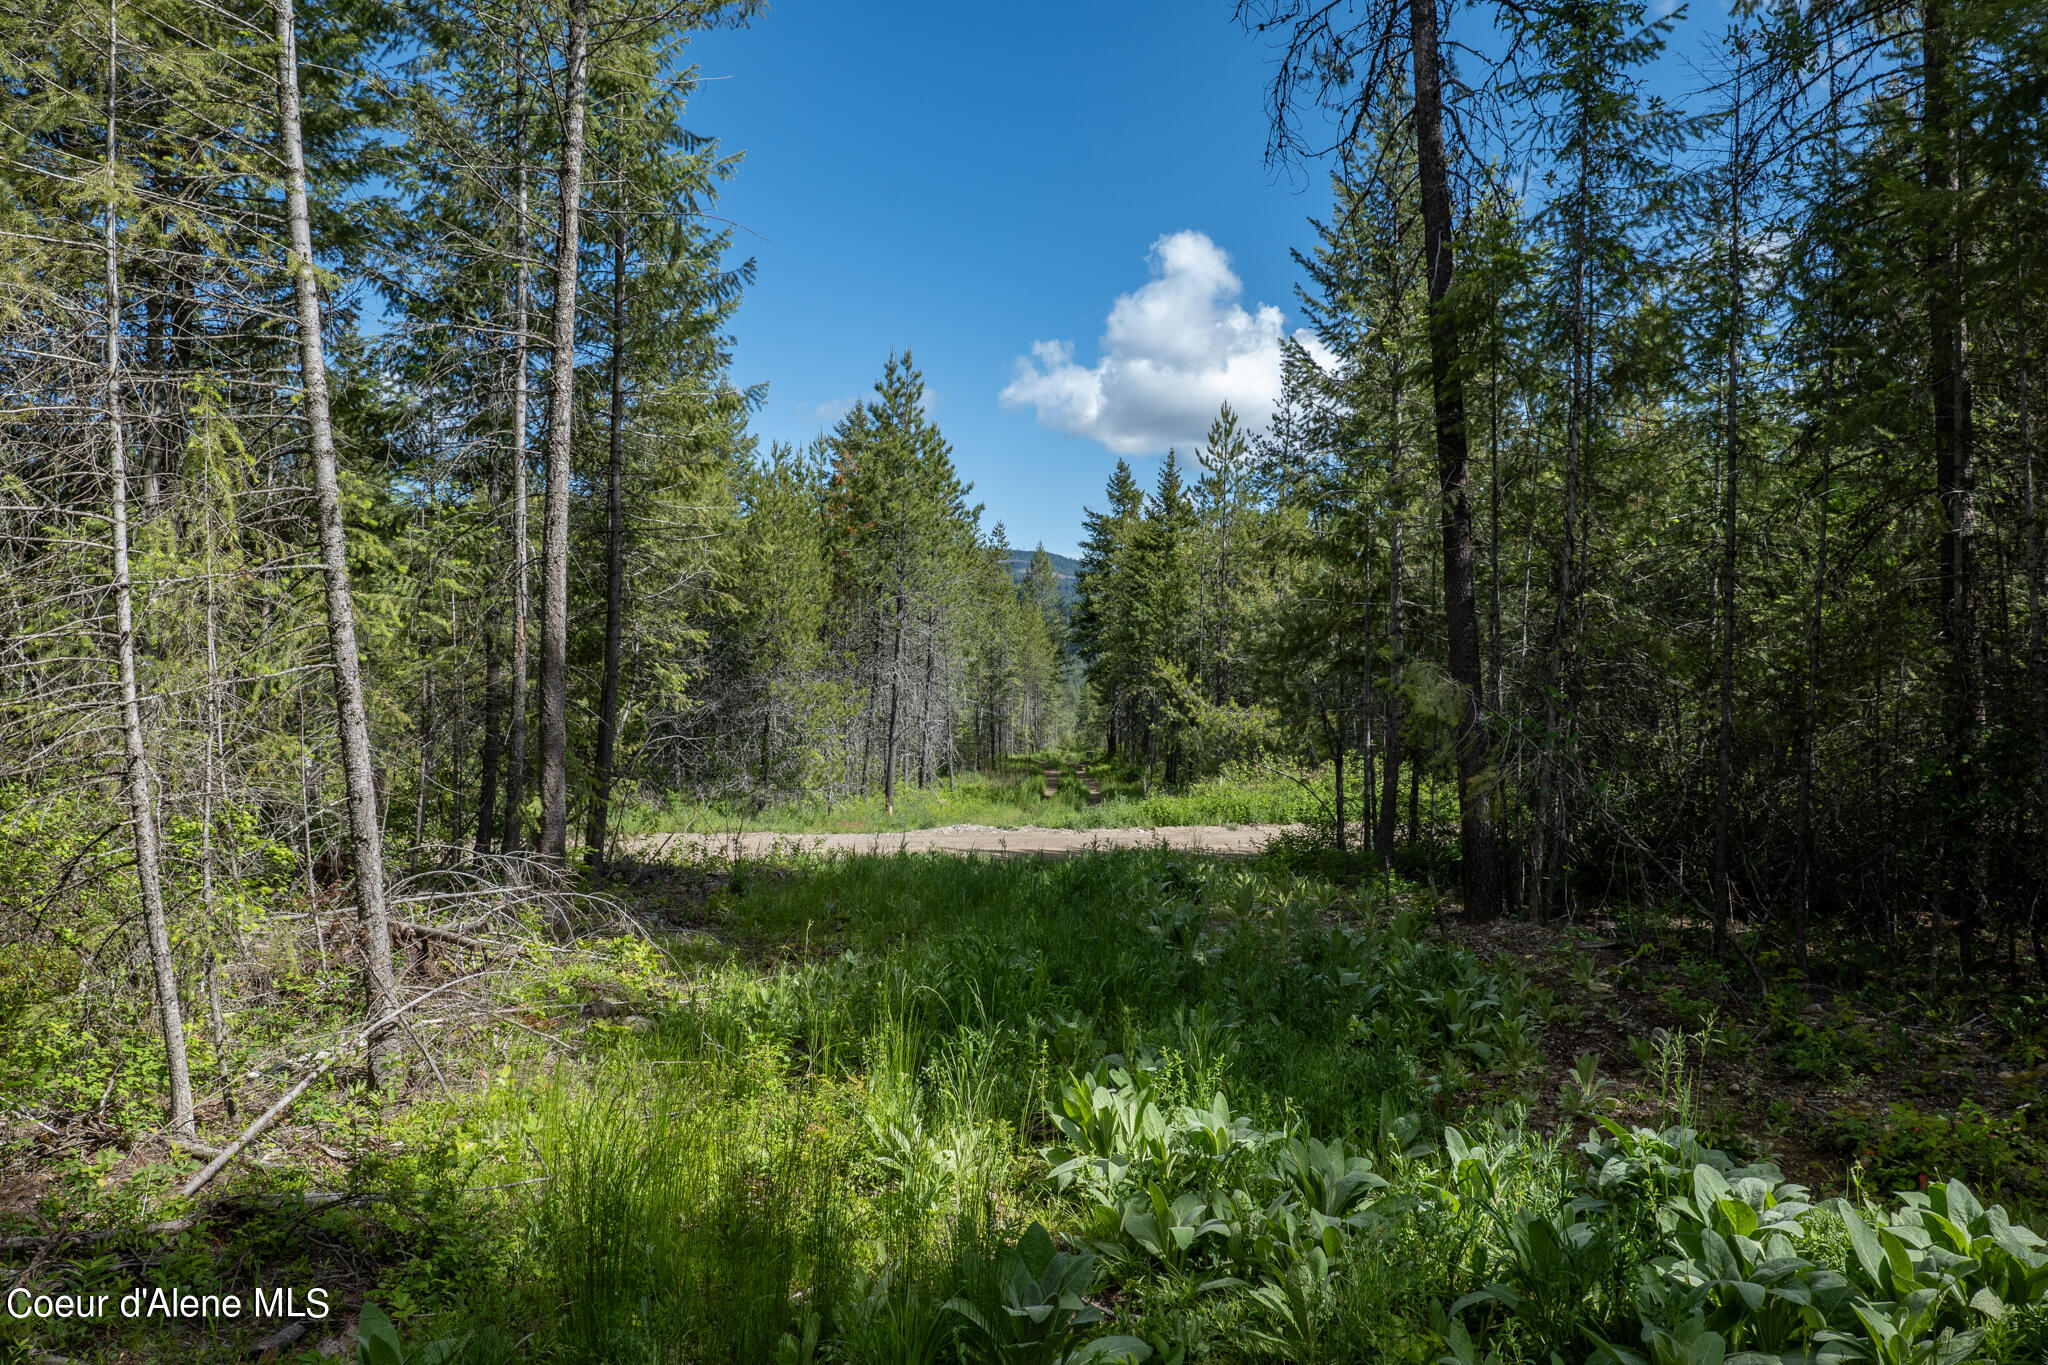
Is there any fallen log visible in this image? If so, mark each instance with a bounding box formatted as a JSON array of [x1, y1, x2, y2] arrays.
[[178, 1061, 337, 1198], [251, 1321, 309, 1359], [390, 918, 489, 951], [1, 1216, 194, 1252]]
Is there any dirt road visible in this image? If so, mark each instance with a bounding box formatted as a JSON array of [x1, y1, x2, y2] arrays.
[[620, 823, 1295, 861]]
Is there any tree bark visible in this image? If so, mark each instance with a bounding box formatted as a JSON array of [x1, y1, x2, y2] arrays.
[[1537, 133, 1591, 925], [273, 0, 399, 1083], [104, 10, 195, 1135], [2020, 246, 2046, 983], [1377, 379, 1406, 860], [475, 582, 502, 856], [585, 209, 627, 870], [1795, 440, 1827, 974], [1409, 0, 1500, 918], [884, 596, 904, 814], [1331, 703, 1345, 854], [1714, 59, 1745, 961], [501, 79, 531, 858], [917, 614, 935, 788], [1923, 0, 1984, 974], [538, 0, 592, 868]]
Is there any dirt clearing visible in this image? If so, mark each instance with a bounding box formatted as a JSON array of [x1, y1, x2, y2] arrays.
[[620, 822, 1295, 860]]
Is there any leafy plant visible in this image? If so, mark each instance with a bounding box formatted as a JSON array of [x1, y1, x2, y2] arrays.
[[355, 1301, 463, 1365], [945, 1224, 1150, 1364]]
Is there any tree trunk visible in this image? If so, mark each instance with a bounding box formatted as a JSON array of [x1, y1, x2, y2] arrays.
[[1795, 441, 1827, 974], [1408, 743, 1421, 850], [884, 597, 904, 814], [1378, 414, 1406, 860], [501, 81, 531, 858], [2021, 249, 2047, 984], [917, 615, 935, 788], [200, 420, 233, 1119], [1924, 0, 1983, 975], [448, 590, 467, 849], [585, 211, 627, 871], [104, 12, 195, 1135], [1713, 62, 1745, 960], [1538, 146, 1591, 925], [273, 0, 399, 1083], [413, 652, 434, 868], [1409, 0, 1499, 918], [537, 0, 592, 869], [1331, 704, 1345, 854], [475, 588, 502, 856], [1487, 292, 1505, 714], [205, 954, 233, 1122]]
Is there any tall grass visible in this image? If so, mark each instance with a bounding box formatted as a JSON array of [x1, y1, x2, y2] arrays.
[[438, 852, 1444, 1360], [417, 850, 2047, 1363]]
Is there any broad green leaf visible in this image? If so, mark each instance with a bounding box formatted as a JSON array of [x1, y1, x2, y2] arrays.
[[1841, 1208, 1887, 1291]]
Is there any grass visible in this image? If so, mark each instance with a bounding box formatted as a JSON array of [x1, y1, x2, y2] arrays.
[[624, 752, 1456, 837], [7, 847, 2047, 1364]]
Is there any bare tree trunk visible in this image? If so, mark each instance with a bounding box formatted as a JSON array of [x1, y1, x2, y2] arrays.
[[1377, 414, 1406, 860], [200, 434, 233, 1119], [1409, 0, 1500, 918], [1714, 59, 1745, 961], [1924, 0, 1984, 976], [104, 11, 194, 1136], [1330, 703, 1345, 854], [1795, 440, 1827, 974], [448, 590, 467, 849], [475, 576, 502, 855], [2021, 246, 2046, 983], [413, 658, 433, 867], [1796, 65, 1847, 976], [273, 0, 399, 1083], [204, 955, 233, 1122], [1407, 741, 1421, 850], [917, 614, 935, 788], [884, 596, 904, 814], [585, 211, 627, 872], [538, 0, 592, 868], [501, 82, 531, 858], [1487, 293, 1505, 713], [1538, 155, 1591, 925]]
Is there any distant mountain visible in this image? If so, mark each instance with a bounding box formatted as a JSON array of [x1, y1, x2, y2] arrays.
[[1006, 548, 1081, 603]]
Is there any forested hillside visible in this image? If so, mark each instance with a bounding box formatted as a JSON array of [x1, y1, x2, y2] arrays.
[[3, 0, 2047, 1361]]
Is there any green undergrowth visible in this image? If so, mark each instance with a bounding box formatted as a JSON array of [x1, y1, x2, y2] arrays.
[[625, 755, 1418, 836], [333, 857, 2048, 1360], [8, 852, 2046, 1364]]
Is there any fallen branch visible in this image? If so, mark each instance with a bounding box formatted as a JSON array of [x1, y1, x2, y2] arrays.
[[250, 1320, 309, 1358], [178, 1059, 338, 1199], [180, 970, 493, 1199], [2, 1216, 194, 1253], [168, 1137, 278, 1173], [390, 918, 490, 951]]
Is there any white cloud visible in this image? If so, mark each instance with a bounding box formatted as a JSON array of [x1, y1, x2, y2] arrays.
[[1001, 231, 1325, 457], [805, 396, 857, 425]]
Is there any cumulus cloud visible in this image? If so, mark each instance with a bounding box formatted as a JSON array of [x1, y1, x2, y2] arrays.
[[1001, 231, 1325, 457]]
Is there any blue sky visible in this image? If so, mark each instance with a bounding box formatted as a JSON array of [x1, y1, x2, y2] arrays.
[[685, 2, 1717, 557]]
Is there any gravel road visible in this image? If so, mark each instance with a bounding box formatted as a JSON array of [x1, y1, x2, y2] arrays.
[[618, 823, 1295, 861]]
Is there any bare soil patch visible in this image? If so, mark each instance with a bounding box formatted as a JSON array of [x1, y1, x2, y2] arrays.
[[620, 822, 1295, 860]]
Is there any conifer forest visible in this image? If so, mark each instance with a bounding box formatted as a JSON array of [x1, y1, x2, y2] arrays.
[[4, 0, 2048, 1361]]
